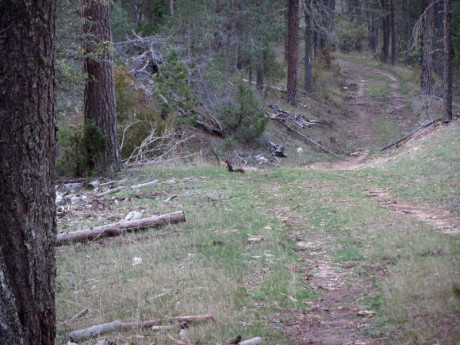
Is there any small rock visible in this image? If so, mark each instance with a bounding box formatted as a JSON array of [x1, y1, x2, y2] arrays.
[[56, 194, 65, 206], [125, 211, 142, 221], [132, 257, 143, 265]]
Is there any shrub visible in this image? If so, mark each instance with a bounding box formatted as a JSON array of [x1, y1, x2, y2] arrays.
[[219, 80, 267, 143], [153, 49, 195, 121], [57, 120, 108, 177]]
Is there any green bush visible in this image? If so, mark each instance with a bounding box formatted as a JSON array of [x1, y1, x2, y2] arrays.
[[153, 49, 195, 121], [57, 120, 108, 177], [220, 80, 267, 143]]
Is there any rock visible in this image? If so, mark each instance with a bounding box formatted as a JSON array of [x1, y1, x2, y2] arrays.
[[132, 257, 143, 265], [56, 193, 65, 206], [124, 211, 142, 221]]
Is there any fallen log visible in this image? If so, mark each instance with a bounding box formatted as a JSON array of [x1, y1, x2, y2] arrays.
[[69, 314, 213, 342], [57, 211, 186, 245], [69, 320, 122, 342], [380, 120, 437, 151], [96, 179, 159, 197]]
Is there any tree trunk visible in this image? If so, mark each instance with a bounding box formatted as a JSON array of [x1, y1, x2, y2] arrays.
[[256, 49, 264, 94], [0, 0, 57, 344], [421, 0, 434, 95], [433, 0, 444, 77], [390, 0, 397, 65], [81, 0, 122, 174], [404, 0, 410, 65], [287, 0, 300, 106], [130, 0, 137, 22], [381, 0, 390, 63], [304, 0, 314, 93], [442, 0, 452, 122]]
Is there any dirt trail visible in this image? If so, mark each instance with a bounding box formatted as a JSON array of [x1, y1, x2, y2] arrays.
[[310, 59, 459, 235], [310, 59, 401, 171], [281, 59, 458, 345]]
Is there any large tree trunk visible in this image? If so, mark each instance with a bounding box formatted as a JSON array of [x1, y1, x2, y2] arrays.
[[390, 0, 397, 65], [442, 0, 452, 122], [0, 0, 57, 344], [287, 0, 300, 106], [304, 0, 314, 93], [81, 0, 122, 174]]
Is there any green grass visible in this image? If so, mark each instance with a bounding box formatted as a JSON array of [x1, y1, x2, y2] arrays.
[[56, 124, 460, 345]]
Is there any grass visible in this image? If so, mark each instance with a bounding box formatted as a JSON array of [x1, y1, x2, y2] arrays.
[[56, 67, 459, 344]]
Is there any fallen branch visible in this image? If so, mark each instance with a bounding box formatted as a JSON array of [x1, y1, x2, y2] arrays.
[[59, 308, 89, 327], [57, 211, 186, 245], [380, 120, 437, 151], [69, 315, 213, 342], [96, 179, 159, 197], [69, 320, 122, 342], [279, 121, 340, 157]]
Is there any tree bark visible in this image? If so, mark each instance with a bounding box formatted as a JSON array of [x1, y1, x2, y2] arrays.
[[81, 0, 122, 174], [304, 0, 314, 93], [0, 0, 57, 343], [287, 0, 300, 106], [442, 0, 452, 122]]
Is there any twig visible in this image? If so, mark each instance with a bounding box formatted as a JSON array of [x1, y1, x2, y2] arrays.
[[59, 308, 89, 327]]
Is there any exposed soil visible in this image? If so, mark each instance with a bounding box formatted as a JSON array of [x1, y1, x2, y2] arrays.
[[280, 59, 459, 345]]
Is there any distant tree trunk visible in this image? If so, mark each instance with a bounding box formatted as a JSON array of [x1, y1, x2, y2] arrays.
[[420, 0, 434, 95], [390, 0, 397, 64], [404, 0, 410, 65], [304, 0, 314, 93], [381, 0, 390, 63], [443, 0, 452, 122], [285, 0, 290, 63], [256, 49, 264, 94], [130, 0, 137, 22], [433, 0, 444, 77], [81, 0, 122, 174], [0, 0, 57, 344], [287, 0, 300, 106]]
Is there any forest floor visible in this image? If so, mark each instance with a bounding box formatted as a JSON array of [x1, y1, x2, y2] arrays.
[[55, 56, 459, 345]]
